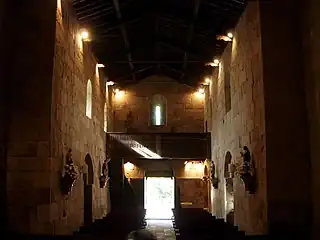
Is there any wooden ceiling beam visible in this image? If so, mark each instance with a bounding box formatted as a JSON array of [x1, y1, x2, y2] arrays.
[[181, 0, 202, 79], [112, 0, 136, 81]]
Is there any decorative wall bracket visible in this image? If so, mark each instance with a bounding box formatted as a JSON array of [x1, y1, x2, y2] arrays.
[[240, 146, 256, 194], [60, 149, 78, 196]]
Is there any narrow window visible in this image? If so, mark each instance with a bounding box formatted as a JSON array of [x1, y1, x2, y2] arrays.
[[86, 80, 92, 118], [151, 95, 166, 126], [224, 69, 231, 113], [154, 105, 162, 126], [104, 102, 107, 132]]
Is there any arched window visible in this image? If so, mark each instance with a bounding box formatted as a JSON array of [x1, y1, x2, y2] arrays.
[[150, 94, 167, 126], [86, 80, 92, 118], [104, 102, 107, 132]]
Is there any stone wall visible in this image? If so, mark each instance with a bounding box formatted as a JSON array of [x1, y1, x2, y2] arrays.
[[259, 0, 311, 234], [0, 0, 109, 234], [50, 0, 108, 234], [300, 0, 320, 238], [4, 0, 57, 234], [0, 0, 7, 231], [176, 179, 208, 209], [207, 1, 313, 235], [112, 75, 204, 133], [207, 2, 267, 234]]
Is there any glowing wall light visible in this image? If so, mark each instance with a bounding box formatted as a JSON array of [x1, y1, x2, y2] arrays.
[[194, 86, 205, 99], [206, 59, 220, 67], [184, 161, 205, 172], [227, 32, 233, 39], [204, 77, 211, 85], [124, 162, 134, 171], [107, 81, 115, 86], [96, 64, 105, 68], [80, 29, 90, 41], [217, 34, 233, 42], [114, 88, 125, 100]]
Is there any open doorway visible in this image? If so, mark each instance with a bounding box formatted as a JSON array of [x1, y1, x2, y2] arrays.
[[144, 177, 174, 219]]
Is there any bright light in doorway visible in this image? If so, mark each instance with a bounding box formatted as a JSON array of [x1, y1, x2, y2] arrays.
[[155, 105, 161, 126], [227, 32, 233, 39], [145, 177, 174, 219]]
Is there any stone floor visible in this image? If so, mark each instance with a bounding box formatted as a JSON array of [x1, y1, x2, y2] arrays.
[[146, 219, 176, 240]]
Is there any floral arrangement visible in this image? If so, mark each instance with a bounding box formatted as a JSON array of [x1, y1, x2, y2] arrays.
[[60, 149, 78, 196], [99, 159, 109, 188]]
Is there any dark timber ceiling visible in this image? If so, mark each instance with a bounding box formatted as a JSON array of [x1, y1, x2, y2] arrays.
[[72, 0, 247, 86]]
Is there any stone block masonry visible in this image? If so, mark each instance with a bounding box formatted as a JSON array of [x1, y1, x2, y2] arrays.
[[207, 1, 312, 236], [1, 0, 109, 234], [50, 0, 108, 234], [207, 2, 267, 234], [113, 75, 204, 133]]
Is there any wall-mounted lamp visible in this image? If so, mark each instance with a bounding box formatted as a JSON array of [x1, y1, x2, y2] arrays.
[[114, 88, 125, 100], [204, 77, 211, 85], [80, 29, 90, 41], [107, 81, 115, 86], [198, 86, 205, 94], [206, 59, 220, 67], [124, 162, 134, 171], [227, 32, 233, 39], [96, 64, 105, 68], [216, 34, 233, 42]]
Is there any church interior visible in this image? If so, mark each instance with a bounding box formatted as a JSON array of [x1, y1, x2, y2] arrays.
[[1, 0, 320, 239]]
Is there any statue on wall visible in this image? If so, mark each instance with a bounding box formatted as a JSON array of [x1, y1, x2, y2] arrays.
[[240, 146, 256, 194], [210, 161, 219, 189], [124, 110, 134, 132], [60, 148, 78, 196]]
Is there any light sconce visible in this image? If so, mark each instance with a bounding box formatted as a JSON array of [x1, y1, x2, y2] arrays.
[[107, 81, 115, 86], [96, 64, 105, 68], [227, 32, 233, 39], [80, 29, 90, 41], [216, 34, 233, 42], [204, 77, 211, 85], [198, 86, 205, 94], [114, 88, 125, 100], [194, 86, 205, 99], [124, 162, 134, 171], [205, 58, 220, 67]]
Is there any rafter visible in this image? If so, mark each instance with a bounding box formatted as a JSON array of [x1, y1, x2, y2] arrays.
[[112, 0, 136, 81], [72, 0, 247, 85], [181, 0, 201, 80]]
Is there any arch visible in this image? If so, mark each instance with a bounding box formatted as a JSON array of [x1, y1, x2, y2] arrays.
[[86, 80, 92, 118], [224, 151, 234, 223], [224, 151, 232, 178], [150, 94, 167, 126], [84, 154, 94, 185], [104, 102, 107, 132], [83, 154, 94, 226]]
